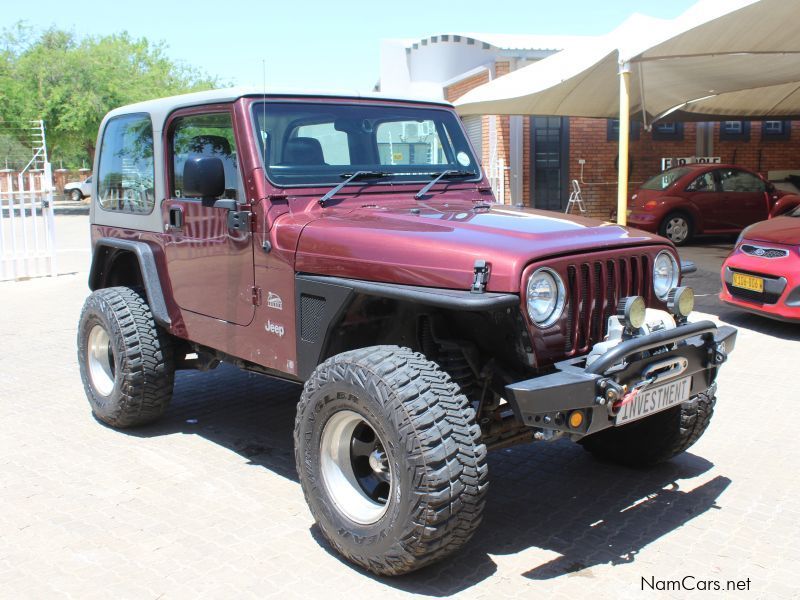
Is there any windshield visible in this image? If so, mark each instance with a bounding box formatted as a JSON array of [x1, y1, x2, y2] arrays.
[[641, 167, 691, 190], [251, 101, 480, 186]]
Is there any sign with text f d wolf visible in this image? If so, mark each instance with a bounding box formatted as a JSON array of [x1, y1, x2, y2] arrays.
[[661, 156, 721, 171]]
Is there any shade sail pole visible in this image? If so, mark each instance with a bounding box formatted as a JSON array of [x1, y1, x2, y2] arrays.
[[617, 61, 631, 226]]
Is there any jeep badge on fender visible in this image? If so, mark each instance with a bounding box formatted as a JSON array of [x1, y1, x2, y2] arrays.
[[77, 88, 737, 576]]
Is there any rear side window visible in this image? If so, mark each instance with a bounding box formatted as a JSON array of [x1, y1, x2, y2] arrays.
[[96, 114, 155, 214], [171, 112, 240, 200], [295, 122, 350, 165], [719, 169, 765, 193]]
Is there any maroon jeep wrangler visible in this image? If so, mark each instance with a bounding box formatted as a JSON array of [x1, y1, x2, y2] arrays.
[[78, 88, 736, 576]]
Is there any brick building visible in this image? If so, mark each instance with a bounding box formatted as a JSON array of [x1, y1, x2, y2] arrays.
[[379, 34, 800, 218]]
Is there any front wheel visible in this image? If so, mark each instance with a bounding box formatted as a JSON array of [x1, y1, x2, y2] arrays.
[[294, 346, 488, 576], [579, 391, 716, 467], [69, 188, 82, 202]]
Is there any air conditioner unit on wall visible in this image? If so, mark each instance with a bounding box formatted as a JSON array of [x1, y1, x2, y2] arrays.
[[403, 122, 420, 142]]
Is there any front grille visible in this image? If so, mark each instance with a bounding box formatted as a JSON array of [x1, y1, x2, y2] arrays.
[[726, 283, 781, 304], [565, 255, 649, 356], [741, 244, 789, 259]]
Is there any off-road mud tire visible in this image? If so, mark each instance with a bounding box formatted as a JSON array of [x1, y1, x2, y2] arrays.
[[77, 286, 175, 428], [294, 346, 489, 576], [579, 392, 715, 467]]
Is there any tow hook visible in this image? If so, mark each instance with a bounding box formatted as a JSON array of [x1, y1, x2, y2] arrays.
[[595, 378, 626, 410], [711, 341, 728, 365]]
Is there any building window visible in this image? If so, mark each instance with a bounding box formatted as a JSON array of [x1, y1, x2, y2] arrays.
[[607, 119, 640, 141], [720, 120, 750, 141], [652, 121, 684, 141], [762, 120, 791, 140]]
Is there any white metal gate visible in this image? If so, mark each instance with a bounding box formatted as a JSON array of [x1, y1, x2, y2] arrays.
[[0, 121, 58, 281]]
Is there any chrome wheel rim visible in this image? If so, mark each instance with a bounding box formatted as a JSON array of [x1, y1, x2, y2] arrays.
[[665, 217, 689, 243], [319, 409, 392, 525], [87, 324, 115, 396]]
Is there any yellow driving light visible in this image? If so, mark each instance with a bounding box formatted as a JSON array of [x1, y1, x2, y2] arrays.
[[617, 296, 646, 330], [568, 410, 584, 429], [667, 286, 694, 318]]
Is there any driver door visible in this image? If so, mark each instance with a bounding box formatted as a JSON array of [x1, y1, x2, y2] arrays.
[[162, 107, 255, 326], [684, 169, 723, 230]]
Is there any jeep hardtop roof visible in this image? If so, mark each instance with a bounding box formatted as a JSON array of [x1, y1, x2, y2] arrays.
[[104, 87, 452, 133]]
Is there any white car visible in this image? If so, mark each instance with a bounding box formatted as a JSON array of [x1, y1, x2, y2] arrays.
[[64, 176, 92, 201]]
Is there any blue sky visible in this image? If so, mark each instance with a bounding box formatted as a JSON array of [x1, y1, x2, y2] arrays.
[[5, 0, 696, 90]]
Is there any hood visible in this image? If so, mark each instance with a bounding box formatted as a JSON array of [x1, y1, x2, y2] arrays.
[[295, 200, 668, 292], [745, 215, 800, 246]]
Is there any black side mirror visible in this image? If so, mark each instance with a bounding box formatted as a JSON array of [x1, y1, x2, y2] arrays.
[[183, 156, 225, 201]]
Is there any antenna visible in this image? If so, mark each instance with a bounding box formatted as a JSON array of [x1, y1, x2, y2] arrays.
[[261, 59, 267, 160]]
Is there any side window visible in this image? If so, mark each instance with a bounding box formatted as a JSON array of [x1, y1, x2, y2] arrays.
[[97, 114, 155, 214], [171, 112, 239, 200], [294, 123, 350, 165], [376, 120, 447, 165], [719, 169, 765, 193], [685, 171, 716, 192]]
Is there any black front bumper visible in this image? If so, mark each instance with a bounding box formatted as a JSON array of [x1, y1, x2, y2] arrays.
[[504, 320, 737, 438]]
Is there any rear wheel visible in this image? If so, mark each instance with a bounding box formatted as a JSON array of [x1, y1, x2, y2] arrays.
[[659, 212, 692, 245], [579, 391, 715, 467], [294, 346, 488, 576], [77, 286, 175, 428], [69, 188, 82, 202]]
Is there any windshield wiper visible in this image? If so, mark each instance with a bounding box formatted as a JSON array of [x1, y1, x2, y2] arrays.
[[414, 170, 474, 199], [319, 171, 390, 206]]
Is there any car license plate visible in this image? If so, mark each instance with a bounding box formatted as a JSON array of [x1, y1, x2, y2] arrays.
[[732, 272, 764, 293], [615, 376, 691, 425]]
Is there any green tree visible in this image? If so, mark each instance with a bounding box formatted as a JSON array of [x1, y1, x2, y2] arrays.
[[0, 22, 220, 168]]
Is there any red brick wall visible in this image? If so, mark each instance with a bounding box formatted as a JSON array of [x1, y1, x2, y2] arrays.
[[568, 119, 699, 218], [565, 119, 800, 219]]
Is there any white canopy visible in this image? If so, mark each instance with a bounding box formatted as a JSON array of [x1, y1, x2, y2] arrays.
[[457, 0, 800, 121], [454, 0, 800, 223]]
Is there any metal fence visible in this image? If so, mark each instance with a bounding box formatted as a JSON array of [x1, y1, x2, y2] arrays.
[[1, 120, 58, 281]]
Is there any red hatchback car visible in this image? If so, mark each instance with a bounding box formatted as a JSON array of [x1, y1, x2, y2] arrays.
[[720, 208, 800, 322], [627, 164, 799, 246]]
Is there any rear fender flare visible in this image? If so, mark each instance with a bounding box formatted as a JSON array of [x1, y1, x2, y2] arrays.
[[88, 238, 171, 328]]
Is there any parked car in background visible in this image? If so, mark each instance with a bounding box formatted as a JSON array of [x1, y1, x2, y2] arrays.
[[63, 176, 92, 201], [626, 164, 800, 245], [720, 208, 800, 322]]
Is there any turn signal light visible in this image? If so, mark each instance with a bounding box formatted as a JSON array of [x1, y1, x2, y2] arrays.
[[644, 200, 658, 210], [568, 410, 584, 429]]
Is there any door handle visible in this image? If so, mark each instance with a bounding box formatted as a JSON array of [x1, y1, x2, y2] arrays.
[[167, 206, 184, 231]]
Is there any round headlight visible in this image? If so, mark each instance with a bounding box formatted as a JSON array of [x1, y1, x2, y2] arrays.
[[653, 251, 679, 300], [526, 268, 565, 328]]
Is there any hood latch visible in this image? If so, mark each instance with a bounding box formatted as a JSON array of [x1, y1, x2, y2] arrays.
[[471, 260, 490, 294]]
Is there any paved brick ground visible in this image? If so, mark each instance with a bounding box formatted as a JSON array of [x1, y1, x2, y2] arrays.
[[1, 217, 798, 599]]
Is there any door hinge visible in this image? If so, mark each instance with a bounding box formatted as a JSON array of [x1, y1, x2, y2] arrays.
[[251, 286, 262, 306], [471, 259, 490, 294], [227, 210, 252, 232]]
